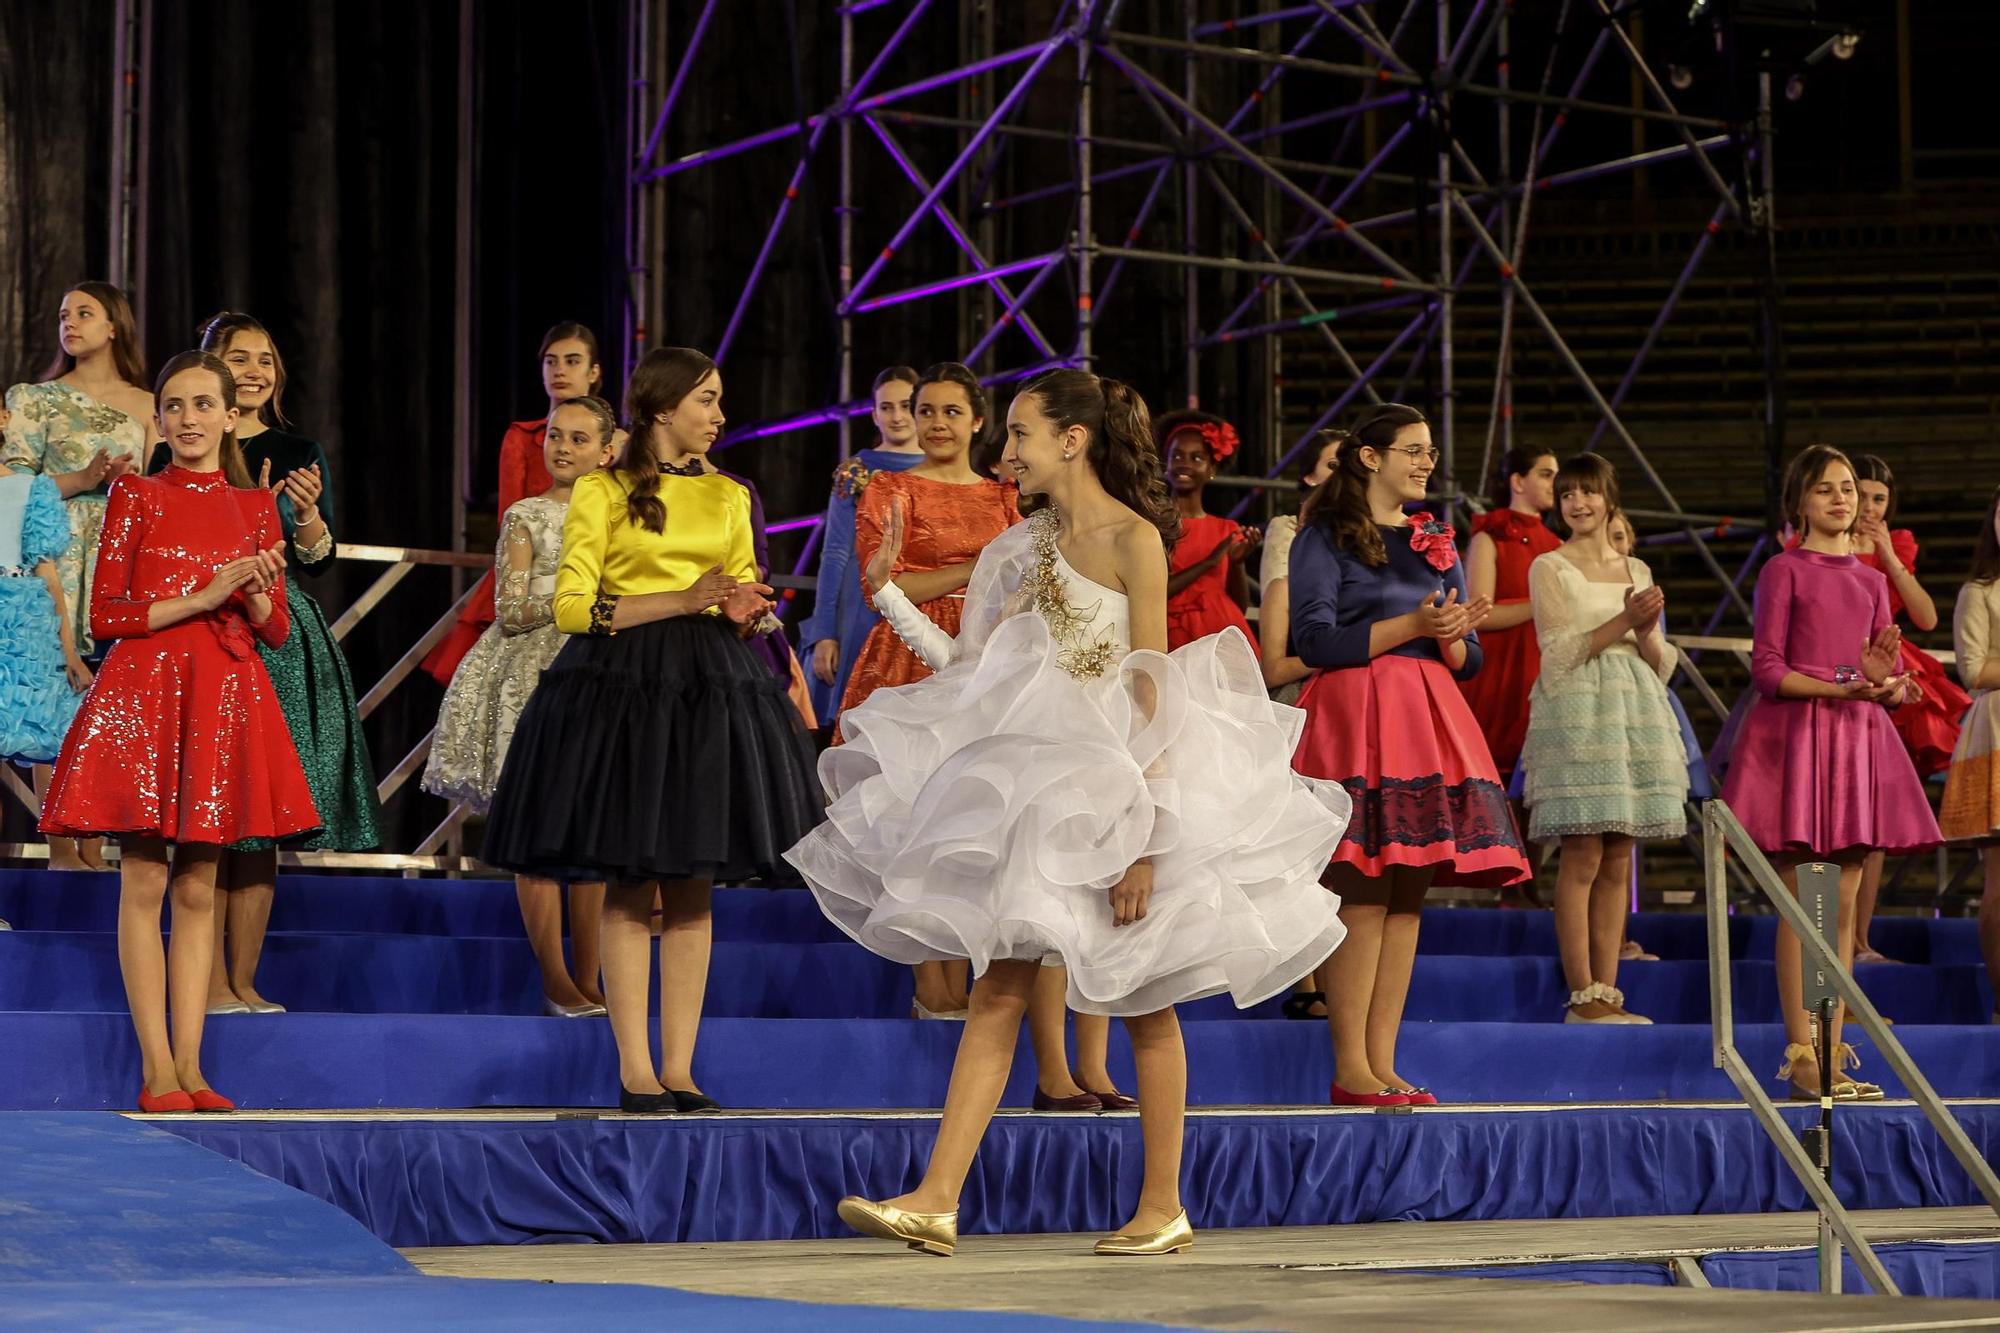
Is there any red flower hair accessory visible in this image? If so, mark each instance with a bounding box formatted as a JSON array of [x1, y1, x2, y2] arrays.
[[1407, 511, 1458, 572], [1198, 421, 1239, 463]]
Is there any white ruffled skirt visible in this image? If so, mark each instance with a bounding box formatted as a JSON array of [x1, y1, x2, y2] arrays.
[[785, 621, 1350, 1016]]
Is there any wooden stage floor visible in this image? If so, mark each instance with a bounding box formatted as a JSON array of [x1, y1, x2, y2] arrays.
[[407, 1206, 2000, 1331]]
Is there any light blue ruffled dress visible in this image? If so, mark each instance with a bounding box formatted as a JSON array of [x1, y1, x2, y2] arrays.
[[0, 473, 84, 763], [1518, 551, 1691, 841]]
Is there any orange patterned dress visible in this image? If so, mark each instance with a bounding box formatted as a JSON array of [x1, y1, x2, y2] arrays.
[[837, 472, 1021, 738]]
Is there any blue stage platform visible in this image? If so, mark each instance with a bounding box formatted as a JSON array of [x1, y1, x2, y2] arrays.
[[2, 867, 1996, 1111], [154, 1101, 2000, 1247], [0, 1111, 1178, 1331]]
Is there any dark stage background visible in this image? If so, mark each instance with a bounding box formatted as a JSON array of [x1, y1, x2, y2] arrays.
[[2, 0, 1996, 847]]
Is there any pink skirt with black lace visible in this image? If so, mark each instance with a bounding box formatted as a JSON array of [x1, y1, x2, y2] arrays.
[[1293, 655, 1531, 887]]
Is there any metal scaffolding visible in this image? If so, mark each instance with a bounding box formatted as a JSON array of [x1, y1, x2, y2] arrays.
[[621, 0, 1821, 617]]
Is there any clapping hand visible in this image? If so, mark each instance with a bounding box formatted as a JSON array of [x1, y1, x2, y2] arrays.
[[1622, 583, 1666, 632], [1415, 588, 1492, 645], [245, 542, 288, 595], [260, 458, 324, 517], [1859, 625, 1902, 686], [862, 497, 907, 598], [1224, 525, 1262, 562], [720, 581, 776, 626]]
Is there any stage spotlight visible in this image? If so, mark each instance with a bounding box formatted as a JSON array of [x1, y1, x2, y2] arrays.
[[1832, 32, 1860, 60], [1668, 63, 1695, 90], [1784, 72, 1806, 101]]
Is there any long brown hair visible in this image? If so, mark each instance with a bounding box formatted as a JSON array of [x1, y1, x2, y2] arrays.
[[619, 346, 717, 533], [154, 350, 253, 489], [1302, 403, 1428, 567], [1553, 451, 1621, 515], [42, 280, 148, 388], [1969, 485, 2000, 587], [1779, 443, 1857, 535], [1018, 368, 1180, 550], [198, 310, 291, 428]]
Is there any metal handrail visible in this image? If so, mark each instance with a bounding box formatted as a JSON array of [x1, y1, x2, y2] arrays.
[[1701, 799, 2000, 1295]]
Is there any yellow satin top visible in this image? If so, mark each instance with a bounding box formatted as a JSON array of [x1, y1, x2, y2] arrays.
[[553, 468, 755, 634]]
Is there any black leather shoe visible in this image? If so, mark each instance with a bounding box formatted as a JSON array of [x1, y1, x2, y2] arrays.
[[670, 1089, 721, 1113], [618, 1086, 677, 1114]]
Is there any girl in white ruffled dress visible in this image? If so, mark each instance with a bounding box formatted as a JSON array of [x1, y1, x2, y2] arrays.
[[789, 369, 1350, 1258]]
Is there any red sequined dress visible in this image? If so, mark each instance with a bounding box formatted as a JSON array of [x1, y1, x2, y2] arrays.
[[1457, 508, 1562, 774], [40, 466, 321, 843], [1166, 512, 1259, 654]]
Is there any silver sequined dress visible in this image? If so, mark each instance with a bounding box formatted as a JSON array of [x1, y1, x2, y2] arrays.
[[422, 494, 569, 812]]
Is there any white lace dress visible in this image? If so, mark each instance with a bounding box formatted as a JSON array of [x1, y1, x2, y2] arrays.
[[422, 495, 570, 812], [786, 508, 1350, 1016]]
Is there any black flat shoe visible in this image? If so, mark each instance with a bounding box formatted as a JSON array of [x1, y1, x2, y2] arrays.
[[1280, 991, 1328, 1020], [619, 1087, 677, 1114], [671, 1089, 721, 1113]]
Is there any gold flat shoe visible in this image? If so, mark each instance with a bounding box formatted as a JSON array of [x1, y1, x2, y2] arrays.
[[1093, 1209, 1193, 1256], [836, 1195, 957, 1256]]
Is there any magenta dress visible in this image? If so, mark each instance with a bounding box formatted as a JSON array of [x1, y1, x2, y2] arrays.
[[1721, 548, 1941, 857]]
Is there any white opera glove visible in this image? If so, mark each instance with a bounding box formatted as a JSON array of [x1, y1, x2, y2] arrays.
[[871, 580, 956, 671]]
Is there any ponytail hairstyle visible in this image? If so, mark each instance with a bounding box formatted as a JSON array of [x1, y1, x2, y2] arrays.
[[1488, 444, 1554, 512], [1017, 368, 1181, 550], [1779, 443, 1857, 536], [619, 346, 717, 534], [42, 280, 148, 388], [1301, 402, 1428, 567], [197, 310, 291, 428], [1854, 452, 1897, 524], [555, 393, 618, 447], [540, 320, 606, 399], [915, 361, 992, 455], [1969, 485, 2000, 587], [153, 350, 253, 489]]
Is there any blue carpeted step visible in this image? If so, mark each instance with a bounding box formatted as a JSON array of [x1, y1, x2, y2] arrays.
[[2, 869, 1987, 964], [157, 1105, 2000, 1247], [4, 930, 1993, 1023], [8, 1011, 1998, 1110]]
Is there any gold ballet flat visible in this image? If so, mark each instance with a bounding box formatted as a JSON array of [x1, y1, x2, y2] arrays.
[[1093, 1209, 1194, 1256], [836, 1195, 957, 1257]]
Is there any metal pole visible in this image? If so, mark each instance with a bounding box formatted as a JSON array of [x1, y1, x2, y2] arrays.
[[450, 0, 474, 577], [1435, 0, 1456, 496], [1076, 12, 1095, 369], [1182, 0, 1198, 403], [1750, 70, 1786, 534]]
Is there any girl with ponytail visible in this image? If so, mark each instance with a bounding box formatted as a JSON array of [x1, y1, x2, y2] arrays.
[[1289, 403, 1530, 1108], [41, 350, 318, 1113], [792, 368, 1348, 1259], [483, 346, 822, 1114]]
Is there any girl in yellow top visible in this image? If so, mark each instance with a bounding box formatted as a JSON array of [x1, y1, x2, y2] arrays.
[[484, 346, 823, 1114]]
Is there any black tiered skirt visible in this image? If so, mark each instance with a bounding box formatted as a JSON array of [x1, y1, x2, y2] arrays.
[[484, 616, 824, 883]]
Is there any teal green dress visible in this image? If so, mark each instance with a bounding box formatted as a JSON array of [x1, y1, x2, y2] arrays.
[[149, 431, 381, 850]]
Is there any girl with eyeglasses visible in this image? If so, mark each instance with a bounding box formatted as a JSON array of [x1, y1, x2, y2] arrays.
[[1287, 404, 1530, 1107]]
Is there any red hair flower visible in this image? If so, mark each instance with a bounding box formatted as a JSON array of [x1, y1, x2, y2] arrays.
[[1407, 511, 1458, 572], [1198, 421, 1239, 463]]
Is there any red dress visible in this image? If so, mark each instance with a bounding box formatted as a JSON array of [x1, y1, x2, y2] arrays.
[[1457, 509, 1561, 774], [1860, 530, 1966, 776], [41, 467, 320, 843], [837, 473, 1020, 739], [423, 417, 552, 686], [1166, 512, 1258, 655]]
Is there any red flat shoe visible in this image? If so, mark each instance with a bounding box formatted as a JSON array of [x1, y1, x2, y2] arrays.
[[1032, 1088, 1104, 1112], [189, 1088, 236, 1113], [1391, 1087, 1439, 1107], [1081, 1086, 1139, 1111], [1329, 1084, 1412, 1108], [136, 1088, 195, 1113]]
